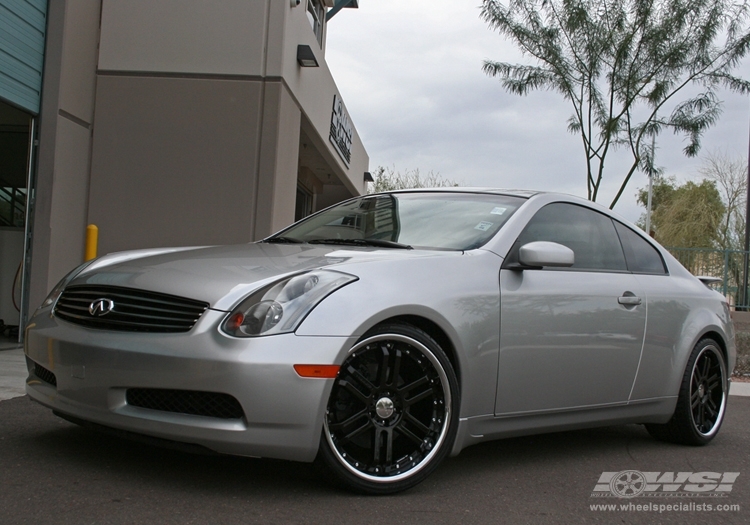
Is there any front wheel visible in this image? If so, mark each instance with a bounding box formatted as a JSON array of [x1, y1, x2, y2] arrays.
[[646, 338, 728, 446], [319, 323, 459, 494]]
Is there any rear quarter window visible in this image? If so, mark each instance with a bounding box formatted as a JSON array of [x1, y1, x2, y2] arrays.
[[614, 221, 667, 275]]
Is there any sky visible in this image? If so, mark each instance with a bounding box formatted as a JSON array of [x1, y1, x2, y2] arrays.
[[324, 0, 750, 224]]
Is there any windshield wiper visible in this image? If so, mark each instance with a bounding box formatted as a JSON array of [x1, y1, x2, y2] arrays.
[[308, 238, 413, 250], [263, 236, 303, 244]]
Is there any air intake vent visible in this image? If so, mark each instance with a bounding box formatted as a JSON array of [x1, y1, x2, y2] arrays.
[[126, 388, 244, 420], [34, 363, 57, 387], [54, 285, 208, 333]]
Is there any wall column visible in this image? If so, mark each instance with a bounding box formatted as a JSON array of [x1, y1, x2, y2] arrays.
[[253, 82, 302, 239], [28, 0, 100, 314]]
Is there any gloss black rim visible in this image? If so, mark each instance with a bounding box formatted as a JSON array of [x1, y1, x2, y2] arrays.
[[324, 334, 451, 483], [689, 344, 726, 436]]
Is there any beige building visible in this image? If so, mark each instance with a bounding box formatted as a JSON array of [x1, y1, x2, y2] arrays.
[[0, 0, 368, 334]]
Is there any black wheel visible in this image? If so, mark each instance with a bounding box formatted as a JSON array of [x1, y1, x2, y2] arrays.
[[319, 323, 459, 494], [646, 338, 728, 446]]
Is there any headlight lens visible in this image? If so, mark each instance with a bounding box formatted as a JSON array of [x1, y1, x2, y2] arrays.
[[221, 270, 357, 337], [40, 259, 98, 309]]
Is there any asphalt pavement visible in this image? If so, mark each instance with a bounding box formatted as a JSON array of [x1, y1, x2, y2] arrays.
[[1, 395, 748, 524]]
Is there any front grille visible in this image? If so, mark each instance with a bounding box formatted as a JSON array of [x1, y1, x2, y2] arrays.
[[34, 363, 57, 386], [54, 285, 209, 333], [126, 388, 244, 420]]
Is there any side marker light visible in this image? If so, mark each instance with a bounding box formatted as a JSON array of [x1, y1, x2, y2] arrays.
[[293, 364, 340, 378]]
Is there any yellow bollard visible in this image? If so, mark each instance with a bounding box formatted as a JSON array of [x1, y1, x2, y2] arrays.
[[85, 224, 98, 261]]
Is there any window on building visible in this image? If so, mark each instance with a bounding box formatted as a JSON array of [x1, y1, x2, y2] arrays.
[[306, 0, 325, 46], [295, 185, 313, 222]]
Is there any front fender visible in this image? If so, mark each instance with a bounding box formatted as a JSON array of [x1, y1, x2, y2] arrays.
[[296, 251, 504, 419]]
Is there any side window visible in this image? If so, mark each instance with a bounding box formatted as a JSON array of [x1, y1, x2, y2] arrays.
[[507, 203, 627, 271], [306, 0, 325, 46], [614, 221, 667, 274]]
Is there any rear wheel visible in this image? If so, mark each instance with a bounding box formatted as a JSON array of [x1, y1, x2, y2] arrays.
[[319, 323, 459, 494], [646, 338, 728, 446]]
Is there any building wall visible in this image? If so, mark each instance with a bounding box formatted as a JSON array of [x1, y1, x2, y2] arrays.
[[254, 81, 303, 238], [87, 75, 267, 252], [27, 0, 368, 316], [97, 0, 270, 76], [91, 0, 367, 247], [278, 1, 368, 197]]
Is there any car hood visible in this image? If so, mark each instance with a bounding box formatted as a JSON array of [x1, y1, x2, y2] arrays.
[[72, 242, 456, 311]]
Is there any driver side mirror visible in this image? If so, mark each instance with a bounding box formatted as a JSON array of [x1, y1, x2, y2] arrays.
[[517, 241, 575, 269]]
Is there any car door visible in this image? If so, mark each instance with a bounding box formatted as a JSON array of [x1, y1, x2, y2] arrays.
[[612, 220, 679, 401], [495, 203, 646, 415]]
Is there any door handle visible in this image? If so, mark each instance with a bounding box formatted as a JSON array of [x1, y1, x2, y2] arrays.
[[618, 295, 642, 306]]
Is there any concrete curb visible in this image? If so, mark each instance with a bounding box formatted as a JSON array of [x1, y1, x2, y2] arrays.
[[730, 381, 750, 397]]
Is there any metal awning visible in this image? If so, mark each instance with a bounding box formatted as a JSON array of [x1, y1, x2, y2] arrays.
[[325, 0, 359, 22]]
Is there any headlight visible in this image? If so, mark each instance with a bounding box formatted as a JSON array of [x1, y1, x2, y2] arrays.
[[40, 259, 98, 309], [221, 270, 357, 337]]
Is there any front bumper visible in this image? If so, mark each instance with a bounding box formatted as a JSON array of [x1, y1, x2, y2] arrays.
[[24, 308, 356, 462]]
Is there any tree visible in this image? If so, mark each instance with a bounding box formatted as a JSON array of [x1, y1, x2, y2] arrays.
[[368, 166, 459, 193], [635, 175, 677, 233], [698, 151, 747, 250], [636, 176, 726, 248], [481, 0, 750, 209]]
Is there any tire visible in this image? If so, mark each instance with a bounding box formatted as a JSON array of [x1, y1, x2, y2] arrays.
[[645, 338, 728, 446], [319, 323, 460, 494]]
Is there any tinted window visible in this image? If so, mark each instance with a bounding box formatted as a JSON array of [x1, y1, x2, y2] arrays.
[[276, 193, 525, 250], [614, 221, 667, 274], [507, 203, 627, 271]]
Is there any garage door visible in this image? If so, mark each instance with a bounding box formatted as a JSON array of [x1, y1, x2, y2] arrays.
[[0, 0, 47, 114]]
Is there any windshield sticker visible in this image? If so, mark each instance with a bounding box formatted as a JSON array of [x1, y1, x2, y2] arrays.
[[490, 207, 507, 215], [475, 221, 493, 231]]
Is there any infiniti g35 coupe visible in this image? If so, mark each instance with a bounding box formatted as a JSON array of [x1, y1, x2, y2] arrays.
[[24, 189, 735, 494]]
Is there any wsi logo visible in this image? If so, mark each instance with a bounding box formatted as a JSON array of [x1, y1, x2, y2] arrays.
[[591, 471, 740, 498]]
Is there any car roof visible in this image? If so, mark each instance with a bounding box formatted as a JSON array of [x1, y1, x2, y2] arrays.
[[368, 187, 642, 234], [367, 188, 545, 199]]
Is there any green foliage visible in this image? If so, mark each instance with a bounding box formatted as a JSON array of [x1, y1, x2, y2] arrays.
[[637, 176, 726, 248], [481, 0, 750, 208], [368, 166, 459, 194], [636, 175, 678, 228], [638, 152, 747, 249]]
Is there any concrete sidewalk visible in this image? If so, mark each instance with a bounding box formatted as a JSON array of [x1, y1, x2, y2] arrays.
[[2, 345, 749, 401], [0, 345, 26, 401]]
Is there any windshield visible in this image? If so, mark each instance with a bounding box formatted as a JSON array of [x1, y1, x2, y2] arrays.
[[270, 192, 525, 250]]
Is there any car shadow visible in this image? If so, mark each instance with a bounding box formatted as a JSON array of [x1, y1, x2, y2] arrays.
[[9, 396, 746, 499], [25, 412, 655, 496]]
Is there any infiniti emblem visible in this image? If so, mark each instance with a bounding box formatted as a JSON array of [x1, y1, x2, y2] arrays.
[[89, 298, 115, 317]]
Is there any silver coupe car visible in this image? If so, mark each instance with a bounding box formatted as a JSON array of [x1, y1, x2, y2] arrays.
[[24, 189, 735, 494]]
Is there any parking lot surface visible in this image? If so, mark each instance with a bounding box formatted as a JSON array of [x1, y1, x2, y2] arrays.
[[0, 394, 747, 525]]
